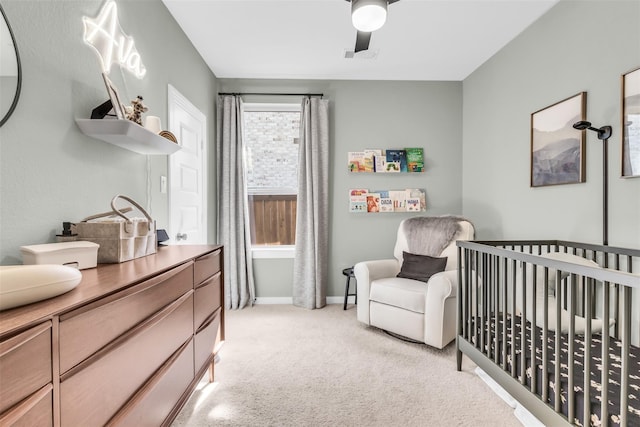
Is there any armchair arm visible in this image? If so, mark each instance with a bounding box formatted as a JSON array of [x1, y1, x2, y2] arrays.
[[423, 269, 459, 349], [353, 259, 400, 325]]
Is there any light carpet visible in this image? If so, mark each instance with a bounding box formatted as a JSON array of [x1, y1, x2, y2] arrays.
[[172, 304, 520, 427]]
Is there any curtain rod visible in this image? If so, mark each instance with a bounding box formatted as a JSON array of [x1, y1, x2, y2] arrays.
[[218, 92, 323, 98]]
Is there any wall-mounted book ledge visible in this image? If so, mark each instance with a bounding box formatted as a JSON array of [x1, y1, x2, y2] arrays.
[[348, 148, 424, 173], [349, 189, 426, 213]]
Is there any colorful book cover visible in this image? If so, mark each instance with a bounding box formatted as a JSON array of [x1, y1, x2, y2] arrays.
[[406, 188, 427, 211], [348, 152, 366, 172], [405, 148, 424, 173], [389, 190, 407, 212], [363, 149, 382, 173], [350, 189, 368, 196], [349, 189, 368, 212], [349, 197, 367, 212], [406, 198, 421, 212], [379, 197, 394, 212], [366, 193, 381, 213], [386, 149, 407, 172], [373, 151, 389, 173]]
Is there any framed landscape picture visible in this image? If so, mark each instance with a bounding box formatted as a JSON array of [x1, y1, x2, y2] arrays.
[[530, 92, 586, 187], [622, 67, 640, 178]]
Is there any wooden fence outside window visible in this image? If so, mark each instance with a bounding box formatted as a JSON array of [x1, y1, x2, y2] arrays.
[[248, 194, 297, 245]]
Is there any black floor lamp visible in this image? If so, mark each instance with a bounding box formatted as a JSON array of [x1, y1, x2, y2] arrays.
[[573, 120, 612, 246]]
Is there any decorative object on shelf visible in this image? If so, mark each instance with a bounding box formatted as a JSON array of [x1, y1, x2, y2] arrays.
[[348, 147, 424, 173], [159, 130, 178, 143], [125, 95, 148, 125], [349, 188, 426, 213], [101, 73, 126, 119], [622, 66, 640, 178], [144, 115, 162, 134], [530, 92, 586, 187], [90, 99, 115, 119], [83, 0, 146, 79]]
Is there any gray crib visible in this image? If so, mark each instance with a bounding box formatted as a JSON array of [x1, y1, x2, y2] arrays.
[[455, 240, 640, 426]]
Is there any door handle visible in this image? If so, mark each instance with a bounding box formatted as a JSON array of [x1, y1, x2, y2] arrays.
[[176, 233, 188, 241]]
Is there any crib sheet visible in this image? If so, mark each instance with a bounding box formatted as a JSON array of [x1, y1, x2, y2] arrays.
[[470, 314, 640, 426]]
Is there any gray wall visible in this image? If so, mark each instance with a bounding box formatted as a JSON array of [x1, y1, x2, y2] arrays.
[[463, 0, 640, 248], [219, 79, 464, 298], [0, 0, 217, 264]]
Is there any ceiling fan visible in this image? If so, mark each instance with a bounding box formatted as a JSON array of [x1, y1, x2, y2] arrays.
[[345, 0, 400, 53]]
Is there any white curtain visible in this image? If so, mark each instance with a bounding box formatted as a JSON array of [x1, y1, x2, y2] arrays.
[[292, 97, 330, 309], [216, 95, 255, 309]]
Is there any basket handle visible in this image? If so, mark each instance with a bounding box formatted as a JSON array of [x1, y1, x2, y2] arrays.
[[110, 195, 154, 231]]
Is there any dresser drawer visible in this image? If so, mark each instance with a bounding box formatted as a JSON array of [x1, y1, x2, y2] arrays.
[[106, 340, 194, 427], [0, 321, 52, 414], [194, 249, 221, 286], [0, 384, 53, 427], [60, 291, 194, 427], [194, 308, 222, 371], [194, 272, 222, 330], [59, 261, 193, 374]]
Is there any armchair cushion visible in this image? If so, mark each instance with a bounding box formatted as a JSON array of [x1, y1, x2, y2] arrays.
[[396, 251, 447, 283], [370, 277, 427, 313]]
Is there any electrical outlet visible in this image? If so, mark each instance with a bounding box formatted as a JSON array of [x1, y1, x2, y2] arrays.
[[160, 176, 167, 194]]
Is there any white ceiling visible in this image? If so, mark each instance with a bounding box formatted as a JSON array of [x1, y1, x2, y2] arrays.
[[162, 0, 559, 81]]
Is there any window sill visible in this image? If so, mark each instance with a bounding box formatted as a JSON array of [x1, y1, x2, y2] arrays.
[[251, 246, 295, 259]]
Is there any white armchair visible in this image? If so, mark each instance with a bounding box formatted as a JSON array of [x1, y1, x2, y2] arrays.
[[354, 216, 474, 349]]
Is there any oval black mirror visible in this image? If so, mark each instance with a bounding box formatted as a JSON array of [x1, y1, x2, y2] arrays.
[[0, 3, 22, 127]]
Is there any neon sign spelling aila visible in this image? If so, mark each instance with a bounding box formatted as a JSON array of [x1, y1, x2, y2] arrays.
[[83, 0, 146, 79]]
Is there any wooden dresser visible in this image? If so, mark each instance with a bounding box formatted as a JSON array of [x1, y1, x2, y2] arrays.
[[0, 245, 224, 427]]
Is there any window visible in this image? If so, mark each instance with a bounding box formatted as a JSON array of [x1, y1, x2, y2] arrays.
[[243, 103, 300, 254]]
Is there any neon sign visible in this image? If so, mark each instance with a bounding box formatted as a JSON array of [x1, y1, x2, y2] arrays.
[[83, 0, 146, 79]]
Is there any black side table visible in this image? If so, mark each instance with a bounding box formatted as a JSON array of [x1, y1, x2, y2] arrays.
[[342, 267, 357, 310]]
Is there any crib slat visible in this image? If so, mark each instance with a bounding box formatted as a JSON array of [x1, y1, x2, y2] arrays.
[[601, 280, 610, 424], [620, 286, 631, 426], [583, 276, 592, 427], [474, 251, 480, 349], [520, 262, 527, 385], [502, 256, 508, 370], [531, 261, 537, 394], [567, 274, 576, 423], [542, 266, 549, 404], [554, 271, 562, 413], [511, 258, 517, 379], [493, 255, 499, 365]]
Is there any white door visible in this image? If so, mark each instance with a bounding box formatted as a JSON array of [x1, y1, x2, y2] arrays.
[[168, 85, 207, 244]]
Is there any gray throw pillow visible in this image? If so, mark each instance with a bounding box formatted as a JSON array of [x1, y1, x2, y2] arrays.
[[397, 251, 447, 283]]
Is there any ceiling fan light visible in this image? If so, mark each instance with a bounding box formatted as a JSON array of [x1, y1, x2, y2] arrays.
[[351, 0, 387, 32]]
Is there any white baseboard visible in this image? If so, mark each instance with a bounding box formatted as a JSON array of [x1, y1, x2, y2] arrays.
[[475, 367, 544, 427], [253, 296, 356, 305]]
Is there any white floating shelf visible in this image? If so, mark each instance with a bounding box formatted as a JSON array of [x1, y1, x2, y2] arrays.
[[76, 119, 181, 155]]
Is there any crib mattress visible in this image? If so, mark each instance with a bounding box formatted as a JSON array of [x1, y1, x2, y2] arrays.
[[469, 314, 640, 427]]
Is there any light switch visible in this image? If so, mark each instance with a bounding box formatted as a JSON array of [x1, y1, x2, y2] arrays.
[[160, 176, 167, 194]]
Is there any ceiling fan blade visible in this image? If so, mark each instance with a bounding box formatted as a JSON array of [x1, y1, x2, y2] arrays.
[[354, 31, 371, 53]]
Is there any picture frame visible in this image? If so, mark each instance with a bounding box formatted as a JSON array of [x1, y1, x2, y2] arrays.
[[622, 67, 640, 178], [530, 92, 586, 187], [101, 72, 126, 120]]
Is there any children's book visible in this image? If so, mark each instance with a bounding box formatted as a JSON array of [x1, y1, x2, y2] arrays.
[[386, 149, 407, 172], [366, 193, 381, 213], [405, 148, 424, 173], [349, 189, 368, 212], [348, 152, 366, 172]]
